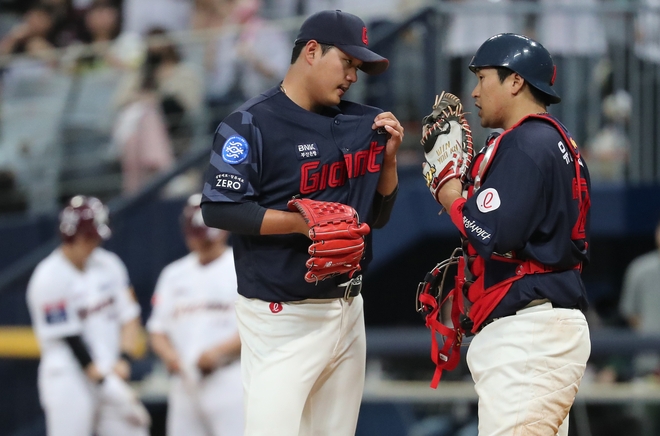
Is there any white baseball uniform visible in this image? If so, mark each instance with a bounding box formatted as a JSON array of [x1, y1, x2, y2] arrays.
[[26, 247, 148, 436], [147, 248, 243, 436]]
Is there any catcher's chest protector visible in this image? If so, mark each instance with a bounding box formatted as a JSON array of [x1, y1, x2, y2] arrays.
[[462, 113, 590, 329]]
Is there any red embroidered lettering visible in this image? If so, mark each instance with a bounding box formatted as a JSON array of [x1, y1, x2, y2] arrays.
[[483, 192, 493, 209], [367, 141, 384, 172], [353, 150, 369, 177], [300, 161, 320, 194], [319, 164, 329, 190], [328, 162, 346, 187]]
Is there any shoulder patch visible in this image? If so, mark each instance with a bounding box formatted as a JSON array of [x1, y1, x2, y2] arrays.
[[476, 188, 501, 213], [43, 301, 68, 324], [222, 135, 249, 164]]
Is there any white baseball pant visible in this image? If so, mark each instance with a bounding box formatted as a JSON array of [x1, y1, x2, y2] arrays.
[[235, 294, 366, 436], [167, 360, 244, 436], [38, 368, 149, 436], [467, 302, 591, 436]]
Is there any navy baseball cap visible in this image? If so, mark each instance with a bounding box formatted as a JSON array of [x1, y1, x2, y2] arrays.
[[294, 10, 389, 75]]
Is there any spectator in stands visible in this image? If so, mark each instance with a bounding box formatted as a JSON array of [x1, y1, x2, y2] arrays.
[[65, 0, 125, 72], [191, 0, 232, 31], [112, 84, 175, 195], [114, 27, 204, 158], [41, 0, 79, 47], [584, 89, 631, 183], [619, 218, 660, 378], [635, 0, 660, 64], [0, 4, 58, 63], [203, 0, 289, 129]]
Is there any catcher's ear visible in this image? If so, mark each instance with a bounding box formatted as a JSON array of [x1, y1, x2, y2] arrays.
[[509, 73, 526, 97]]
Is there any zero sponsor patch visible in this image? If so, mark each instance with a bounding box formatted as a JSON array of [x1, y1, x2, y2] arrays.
[[215, 173, 247, 192], [476, 188, 501, 213], [295, 143, 319, 160], [463, 215, 493, 245], [43, 301, 67, 324], [222, 135, 249, 164]]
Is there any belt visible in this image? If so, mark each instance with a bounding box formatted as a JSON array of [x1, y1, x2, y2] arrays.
[[477, 298, 552, 333], [311, 275, 363, 301]]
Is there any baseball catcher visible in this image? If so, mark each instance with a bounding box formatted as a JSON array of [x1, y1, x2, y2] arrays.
[[420, 91, 474, 207], [287, 198, 370, 283]]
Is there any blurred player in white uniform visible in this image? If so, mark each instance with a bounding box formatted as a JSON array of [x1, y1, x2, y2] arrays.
[[148, 193, 243, 436], [27, 195, 150, 436]]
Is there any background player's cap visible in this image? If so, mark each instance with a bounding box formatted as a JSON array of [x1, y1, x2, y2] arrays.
[[469, 33, 561, 104], [181, 193, 225, 241], [294, 10, 389, 75], [59, 195, 111, 243]]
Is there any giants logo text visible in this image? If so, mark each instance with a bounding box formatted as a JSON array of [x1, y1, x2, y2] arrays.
[[299, 141, 384, 194]]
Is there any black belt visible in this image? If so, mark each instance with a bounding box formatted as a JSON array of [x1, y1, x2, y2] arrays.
[[474, 299, 582, 333], [313, 276, 363, 301]]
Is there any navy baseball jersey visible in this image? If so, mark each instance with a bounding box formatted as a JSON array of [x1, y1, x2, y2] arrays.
[[201, 86, 388, 301], [461, 117, 591, 318]]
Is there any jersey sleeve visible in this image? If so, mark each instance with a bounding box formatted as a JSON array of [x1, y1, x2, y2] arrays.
[[27, 268, 84, 341], [201, 110, 262, 204], [460, 148, 547, 259], [146, 267, 175, 334]]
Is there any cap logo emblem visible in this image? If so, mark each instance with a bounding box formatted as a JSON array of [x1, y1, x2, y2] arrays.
[[362, 27, 368, 45]]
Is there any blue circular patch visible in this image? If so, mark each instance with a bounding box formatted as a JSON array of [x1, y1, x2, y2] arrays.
[[222, 135, 249, 164]]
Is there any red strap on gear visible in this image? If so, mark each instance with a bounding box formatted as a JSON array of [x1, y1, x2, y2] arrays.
[[417, 255, 465, 388]]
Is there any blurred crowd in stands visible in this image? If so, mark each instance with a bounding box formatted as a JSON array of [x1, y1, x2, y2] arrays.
[[0, 0, 296, 213], [0, 0, 658, 215]]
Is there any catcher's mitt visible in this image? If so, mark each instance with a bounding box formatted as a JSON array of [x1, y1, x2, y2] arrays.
[[420, 91, 474, 203], [287, 198, 370, 283]]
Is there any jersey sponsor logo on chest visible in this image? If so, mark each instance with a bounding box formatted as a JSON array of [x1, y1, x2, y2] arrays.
[[78, 296, 115, 319], [299, 141, 384, 194], [296, 143, 319, 160], [215, 173, 247, 192]]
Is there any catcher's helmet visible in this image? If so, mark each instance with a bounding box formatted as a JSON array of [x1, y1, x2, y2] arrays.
[[181, 193, 225, 240], [469, 33, 561, 104], [59, 195, 111, 243]]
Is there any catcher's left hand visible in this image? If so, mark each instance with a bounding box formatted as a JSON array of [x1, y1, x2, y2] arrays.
[[287, 198, 370, 283], [420, 91, 474, 204]]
